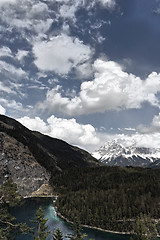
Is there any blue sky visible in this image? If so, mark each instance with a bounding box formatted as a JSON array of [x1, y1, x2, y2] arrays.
[[1, 0, 160, 152]]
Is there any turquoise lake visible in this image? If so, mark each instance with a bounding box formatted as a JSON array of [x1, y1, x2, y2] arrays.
[[12, 197, 130, 240]]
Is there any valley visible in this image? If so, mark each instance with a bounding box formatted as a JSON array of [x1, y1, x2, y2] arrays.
[[0, 114, 160, 239]]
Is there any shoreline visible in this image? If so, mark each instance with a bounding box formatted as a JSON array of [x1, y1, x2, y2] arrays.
[[23, 193, 160, 238], [56, 211, 131, 236], [24, 195, 58, 198], [56, 209, 160, 238]]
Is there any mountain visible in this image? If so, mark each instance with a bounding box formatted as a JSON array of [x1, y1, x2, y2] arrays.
[[0, 114, 99, 196], [92, 140, 160, 168]]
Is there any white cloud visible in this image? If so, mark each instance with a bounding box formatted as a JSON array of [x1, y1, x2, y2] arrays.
[[0, 0, 116, 42], [59, 4, 78, 20], [17, 115, 100, 151], [0, 46, 12, 57], [0, 82, 14, 94], [17, 116, 48, 132], [0, 99, 23, 111], [101, 132, 160, 150], [0, 105, 6, 115], [54, 0, 117, 22], [98, 0, 116, 9], [33, 34, 93, 75], [37, 59, 160, 115], [0, 61, 27, 79], [0, 0, 17, 7], [29, 2, 49, 17], [16, 50, 29, 62], [34, 19, 53, 35], [137, 113, 160, 134], [16, 113, 160, 153], [0, 0, 53, 39], [99, 113, 160, 151]]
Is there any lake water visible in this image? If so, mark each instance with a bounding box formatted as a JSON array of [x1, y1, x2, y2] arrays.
[[12, 197, 130, 240]]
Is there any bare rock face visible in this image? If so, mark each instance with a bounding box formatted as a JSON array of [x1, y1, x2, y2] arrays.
[[0, 114, 99, 197], [0, 132, 50, 196]]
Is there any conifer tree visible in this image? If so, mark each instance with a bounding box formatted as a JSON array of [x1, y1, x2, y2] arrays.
[[53, 228, 63, 240], [66, 219, 88, 240], [33, 207, 50, 240], [0, 179, 30, 239]]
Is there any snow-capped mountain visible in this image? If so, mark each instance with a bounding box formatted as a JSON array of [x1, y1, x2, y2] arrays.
[[92, 139, 160, 168]]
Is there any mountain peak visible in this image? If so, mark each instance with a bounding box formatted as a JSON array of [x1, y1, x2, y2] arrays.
[[92, 140, 160, 168]]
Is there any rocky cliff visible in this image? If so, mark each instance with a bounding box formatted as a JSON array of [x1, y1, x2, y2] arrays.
[[0, 132, 50, 196]]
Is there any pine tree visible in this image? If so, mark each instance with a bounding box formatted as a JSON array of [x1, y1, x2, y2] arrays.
[[53, 228, 63, 240], [0, 179, 30, 239], [33, 207, 50, 240], [66, 219, 88, 240]]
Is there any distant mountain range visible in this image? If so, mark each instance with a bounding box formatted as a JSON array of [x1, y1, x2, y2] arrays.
[[92, 140, 160, 168], [0, 114, 99, 196]]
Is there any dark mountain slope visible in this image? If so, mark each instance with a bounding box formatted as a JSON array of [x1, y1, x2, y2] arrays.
[[0, 114, 99, 173]]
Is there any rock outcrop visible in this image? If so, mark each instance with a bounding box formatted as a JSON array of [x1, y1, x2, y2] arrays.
[[0, 132, 50, 196]]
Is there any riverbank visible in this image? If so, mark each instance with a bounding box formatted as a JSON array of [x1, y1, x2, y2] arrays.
[[56, 210, 131, 236], [56, 208, 160, 238]]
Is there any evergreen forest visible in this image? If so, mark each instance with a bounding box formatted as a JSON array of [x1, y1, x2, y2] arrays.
[[50, 166, 160, 234]]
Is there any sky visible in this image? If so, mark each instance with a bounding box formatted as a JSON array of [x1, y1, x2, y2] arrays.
[[1, 0, 160, 152]]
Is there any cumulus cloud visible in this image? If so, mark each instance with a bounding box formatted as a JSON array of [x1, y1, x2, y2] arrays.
[[0, 105, 6, 115], [37, 59, 160, 115], [101, 132, 160, 150], [29, 2, 49, 17], [98, 0, 116, 9], [0, 0, 116, 42], [137, 113, 160, 134], [0, 61, 27, 79], [59, 3, 78, 20], [99, 113, 160, 151], [0, 46, 12, 57], [16, 50, 29, 62], [17, 115, 100, 151], [0, 98, 27, 117], [16, 113, 160, 152], [0, 0, 17, 7], [0, 99, 22, 110], [33, 34, 93, 75], [0, 0, 53, 38]]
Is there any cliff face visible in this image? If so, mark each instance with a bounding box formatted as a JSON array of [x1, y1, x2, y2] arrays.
[[0, 132, 50, 196], [0, 114, 99, 196]]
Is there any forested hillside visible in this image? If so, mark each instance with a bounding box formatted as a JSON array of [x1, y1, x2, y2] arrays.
[[50, 166, 160, 233]]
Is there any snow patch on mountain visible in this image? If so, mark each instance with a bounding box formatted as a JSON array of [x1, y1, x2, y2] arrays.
[[92, 139, 160, 167]]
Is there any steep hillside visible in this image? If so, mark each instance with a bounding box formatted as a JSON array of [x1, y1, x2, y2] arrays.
[[0, 114, 99, 172], [0, 115, 99, 195]]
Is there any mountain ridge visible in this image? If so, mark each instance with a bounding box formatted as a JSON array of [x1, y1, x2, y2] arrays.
[[0, 114, 100, 196], [92, 140, 160, 168]]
